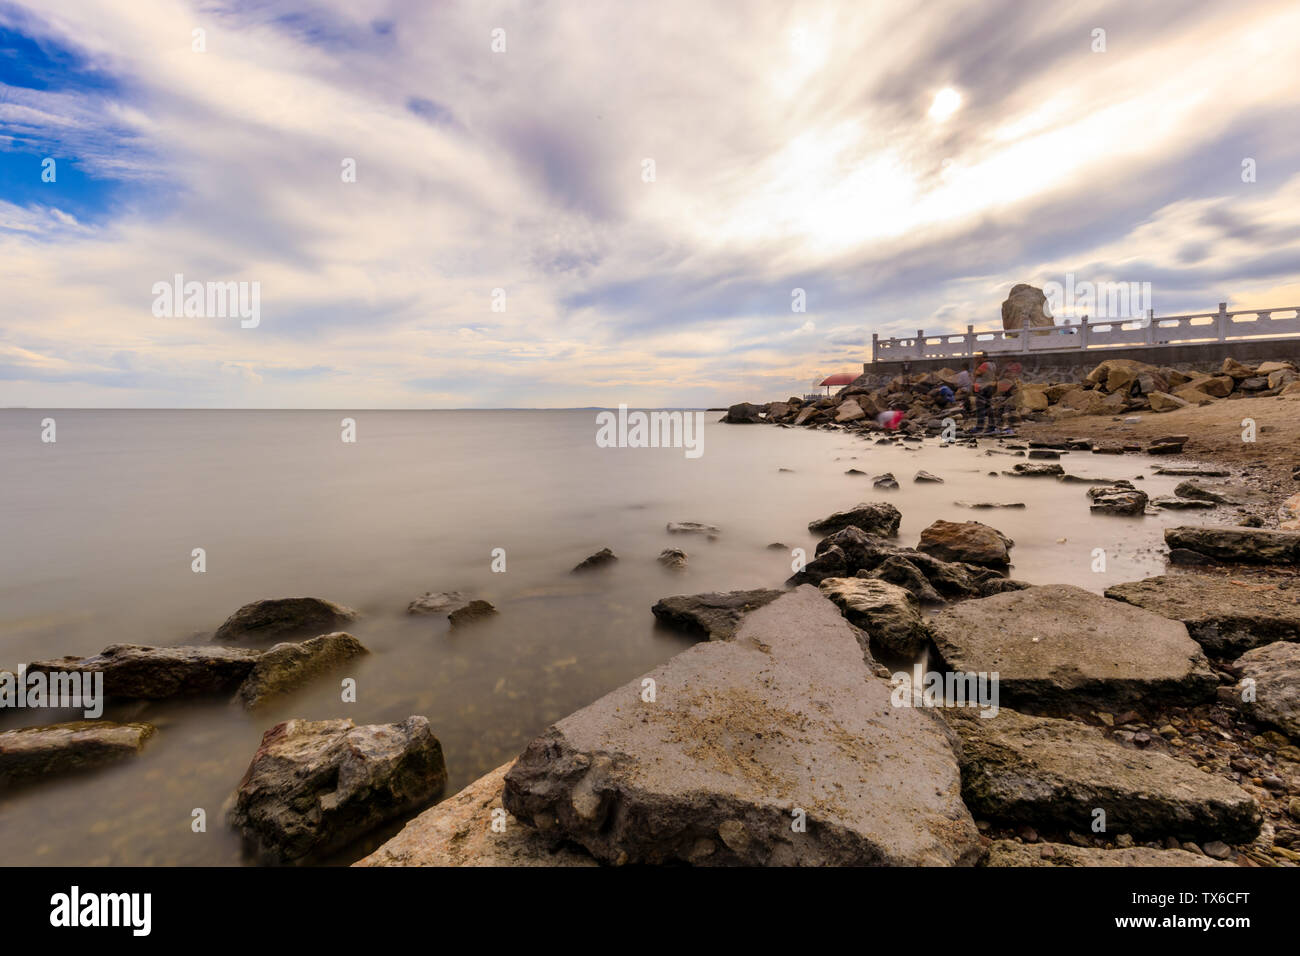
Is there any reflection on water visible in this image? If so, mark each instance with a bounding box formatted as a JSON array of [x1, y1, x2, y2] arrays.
[[0, 410, 1213, 864]]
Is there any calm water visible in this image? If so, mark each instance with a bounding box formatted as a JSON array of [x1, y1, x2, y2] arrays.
[[0, 410, 1211, 865]]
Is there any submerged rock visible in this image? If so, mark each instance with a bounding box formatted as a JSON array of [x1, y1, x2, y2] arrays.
[[234, 633, 369, 710], [1088, 486, 1149, 516], [807, 502, 902, 536], [0, 721, 155, 784], [930, 585, 1217, 709], [818, 577, 929, 657], [947, 708, 1260, 843], [407, 591, 470, 616], [917, 520, 1012, 567], [27, 644, 260, 699], [1151, 496, 1215, 510], [954, 500, 1025, 509], [650, 589, 784, 641], [1105, 575, 1300, 655], [1233, 642, 1300, 737], [1165, 527, 1300, 565], [914, 470, 944, 483], [228, 716, 446, 865], [1007, 462, 1064, 477], [873, 473, 900, 490], [355, 762, 596, 867], [216, 597, 357, 642], [503, 587, 981, 866], [984, 841, 1231, 867], [448, 600, 499, 629], [666, 521, 721, 536], [572, 548, 618, 573], [657, 548, 688, 569]]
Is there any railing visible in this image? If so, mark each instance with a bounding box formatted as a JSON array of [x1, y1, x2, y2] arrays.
[[870, 303, 1300, 363]]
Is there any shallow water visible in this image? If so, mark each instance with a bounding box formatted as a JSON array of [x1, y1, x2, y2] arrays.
[[0, 410, 1216, 864]]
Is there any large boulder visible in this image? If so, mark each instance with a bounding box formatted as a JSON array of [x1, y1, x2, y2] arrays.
[[650, 589, 784, 641], [216, 597, 357, 642], [0, 721, 155, 783], [503, 587, 982, 866], [818, 577, 930, 657], [947, 708, 1260, 842], [228, 716, 447, 865], [1104, 575, 1300, 655], [355, 762, 596, 867], [984, 840, 1232, 867], [234, 633, 369, 710], [1164, 527, 1300, 565], [1001, 284, 1055, 332], [26, 644, 260, 699], [917, 520, 1012, 567], [1088, 486, 1149, 516], [807, 502, 902, 536], [1233, 642, 1300, 738], [834, 398, 866, 423], [722, 402, 764, 424], [929, 585, 1218, 709], [1148, 391, 1190, 413]]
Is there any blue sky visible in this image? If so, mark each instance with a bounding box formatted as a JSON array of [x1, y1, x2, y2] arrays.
[[2, 0, 1299, 408]]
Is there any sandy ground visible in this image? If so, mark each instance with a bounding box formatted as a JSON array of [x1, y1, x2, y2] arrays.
[[1019, 392, 1300, 526]]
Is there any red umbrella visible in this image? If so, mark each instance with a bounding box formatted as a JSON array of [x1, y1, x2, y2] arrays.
[[818, 373, 857, 387]]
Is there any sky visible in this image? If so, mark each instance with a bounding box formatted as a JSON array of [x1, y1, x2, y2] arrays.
[[1, 0, 1299, 409]]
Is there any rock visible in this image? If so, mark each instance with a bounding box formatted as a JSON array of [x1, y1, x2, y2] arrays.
[[1016, 385, 1050, 413], [1203, 840, 1233, 860], [355, 762, 596, 867], [1001, 283, 1055, 332], [914, 470, 943, 483], [1148, 391, 1190, 412], [234, 633, 369, 710], [1105, 575, 1300, 655], [666, 521, 721, 536], [984, 840, 1232, 867], [657, 548, 688, 569], [572, 548, 618, 572], [1152, 496, 1215, 510], [1058, 388, 1108, 415], [954, 500, 1026, 509], [789, 544, 849, 585], [407, 591, 470, 616], [1173, 386, 1216, 406], [229, 716, 447, 865], [1280, 491, 1300, 531], [1257, 360, 1296, 375], [1026, 449, 1059, 460], [807, 502, 901, 536], [929, 585, 1218, 709], [215, 597, 357, 642], [917, 520, 1012, 567], [1164, 527, 1300, 565], [1234, 642, 1300, 737], [867, 556, 945, 604], [502, 587, 981, 866], [448, 600, 498, 629], [1146, 440, 1185, 455], [1239, 376, 1269, 391], [793, 406, 824, 426], [26, 644, 260, 699], [818, 577, 930, 657], [650, 589, 784, 641], [835, 399, 866, 423], [722, 402, 763, 424], [873, 473, 900, 490], [1089, 486, 1149, 516], [948, 708, 1260, 842], [1173, 480, 1266, 506], [0, 721, 155, 784], [1008, 462, 1064, 477], [1221, 357, 1257, 379]]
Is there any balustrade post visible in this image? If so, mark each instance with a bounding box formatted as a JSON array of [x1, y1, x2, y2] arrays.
[[1218, 302, 1228, 342]]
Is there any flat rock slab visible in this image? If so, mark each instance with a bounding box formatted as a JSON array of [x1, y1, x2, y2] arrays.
[[807, 502, 901, 536], [1165, 527, 1300, 566], [666, 521, 720, 536], [818, 577, 929, 657], [216, 597, 357, 642], [229, 716, 446, 865], [984, 840, 1231, 867], [504, 586, 981, 866], [27, 644, 261, 699], [234, 632, 369, 710], [1233, 642, 1300, 738], [1105, 575, 1300, 656], [0, 720, 155, 783], [929, 585, 1217, 709], [948, 708, 1260, 843], [355, 762, 597, 867], [650, 589, 784, 641]]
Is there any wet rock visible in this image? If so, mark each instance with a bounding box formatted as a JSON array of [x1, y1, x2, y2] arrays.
[[234, 633, 369, 710], [818, 577, 930, 657], [807, 502, 901, 536], [984, 840, 1231, 867], [448, 600, 499, 629], [929, 585, 1218, 709], [865, 556, 945, 604], [873, 473, 900, 490], [948, 708, 1260, 842], [1233, 642, 1300, 737], [650, 589, 784, 641], [572, 548, 618, 573], [355, 762, 597, 867], [407, 591, 470, 616], [1026, 449, 1060, 460], [1105, 574, 1300, 655], [0, 721, 155, 784], [502, 587, 981, 866], [229, 716, 447, 865], [722, 402, 763, 424], [1008, 462, 1065, 477], [657, 548, 688, 569], [1154, 467, 1230, 477], [914, 470, 943, 483], [666, 521, 721, 536], [27, 644, 260, 699], [954, 500, 1026, 509], [1152, 496, 1215, 510], [1164, 527, 1300, 565], [1088, 486, 1149, 516], [917, 520, 1012, 567], [216, 597, 357, 642], [1174, 480, 1267, 506]]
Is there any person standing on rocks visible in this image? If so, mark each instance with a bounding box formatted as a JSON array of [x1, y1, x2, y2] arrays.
[[973, 355, 1000, 434], [955, 362, 973, 417]]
